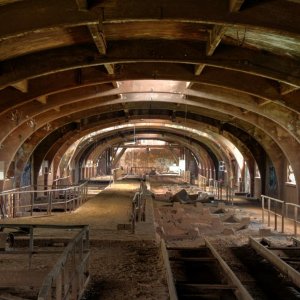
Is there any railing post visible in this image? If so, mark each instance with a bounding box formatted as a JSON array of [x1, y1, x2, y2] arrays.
[[268, 198, 271, 227], [274, 201, 277, 231], [295, 206, 298, 236], [281, 202, 285, 233], [64, 190, 67, 212], [262, 196, 265, 224]]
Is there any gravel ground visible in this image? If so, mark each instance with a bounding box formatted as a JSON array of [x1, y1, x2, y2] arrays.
[[82, 241, 169, 300]]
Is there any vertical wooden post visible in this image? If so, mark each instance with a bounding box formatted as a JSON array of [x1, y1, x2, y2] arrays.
[[262, 196, 265, 224], [268, 198, 271, 227], [64, 190, 67, 212], [274, 201, 277, 231], [295, 206, 298, 236], [281, 202, 285, 233]]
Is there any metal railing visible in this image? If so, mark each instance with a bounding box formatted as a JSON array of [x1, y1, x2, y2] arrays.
[[0, 182, 88, 218], [0, 224, 90, 300], [261, 194, 300, 235], [131, 181, 147, 233]]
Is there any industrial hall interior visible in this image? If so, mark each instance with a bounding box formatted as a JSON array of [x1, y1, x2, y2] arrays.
[[0, 0, 300, 299]]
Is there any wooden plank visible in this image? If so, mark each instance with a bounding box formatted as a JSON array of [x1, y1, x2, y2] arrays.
[[0, 270, 48, 287], [249, 237, 300, 288]]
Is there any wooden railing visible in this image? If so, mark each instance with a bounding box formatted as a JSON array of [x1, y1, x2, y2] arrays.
[[261, 195, 300, 235], [0, 182, 88, 218], [0, 224, 90, 300]]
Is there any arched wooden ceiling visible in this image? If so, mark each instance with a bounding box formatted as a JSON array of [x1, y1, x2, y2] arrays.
[[0, 0, 299, 194]]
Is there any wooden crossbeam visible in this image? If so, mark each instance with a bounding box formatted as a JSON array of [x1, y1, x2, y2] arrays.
[[88, 24, 107, 55], [11, 80, 28, 93], [229, 0, 245, 12], [36, 95, 47, 104], [206, 25, 227, 56], [280, 82, 299, 95], [194, 64, 206, 76], [88, 23, 116, 76]]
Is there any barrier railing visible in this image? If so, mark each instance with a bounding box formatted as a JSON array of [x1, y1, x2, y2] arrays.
[[0, 182, 88, 218], [0, 224, 89, 300], [261, 194, 300, 235], [131, 181, 147, 233]]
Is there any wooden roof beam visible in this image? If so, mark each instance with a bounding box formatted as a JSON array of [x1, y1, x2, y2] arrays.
[[1, 41, 300, 90], [0, 0, 98, 40]]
